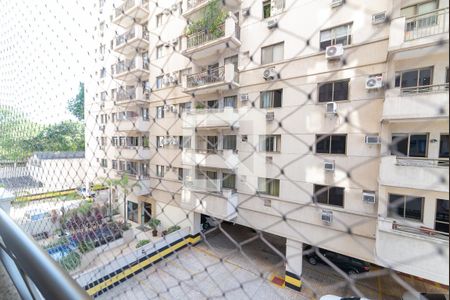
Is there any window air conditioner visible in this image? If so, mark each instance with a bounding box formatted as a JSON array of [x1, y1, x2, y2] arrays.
[[325, 44, 344, 60], [321, 210, 333, 224], [365, 75, 383, 90], [240, 93, 249, 102], [267, 18, 278, 29], [325, 102, 337, 115], [364, 135, 381, 145], [363, 191, 376, 204], [372, 12, 387, 24], [324, 160, 335, 172], [266, 112, 275, 121], [331, 0, 344, 8], [263, 68, 278, 80], [242, 7, 250, 16]]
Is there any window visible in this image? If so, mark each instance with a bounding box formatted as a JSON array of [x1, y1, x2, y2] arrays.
[[156, 106, 165, 119], [259, 135, 281, 152], [100, 159, 108, 168], [179, 68, 192, 86], [100, 91, 107, 102], [100, 137, 107, 146], [395, 67, 433, 90], [179, 136, 191, 149], [111, 136, 118, 146], [401, 1, 437, 18], [127, 201, 139, 223], [156, 165, 165, 177], [313, 185, 344, 207], [388, 194, 424, 221], [223, 135, 237, 151], [318, 80, 349, 102], [141, 108, 149, 121], [316, 135, 347, 154], [260, 89, 282, 108], [263, 0, 271, 18], [261, 42, 284, 64], [439, 134, 449, 158], [222, 173, 236, 189], [179, 102, 192, 112], [126, 161, 138, 175], [140, 162, 149, 177], [223, 96, 237, 108], [112, 160, 118, 170], [100, 67, 106, 78], [258, 178, 280, 197], [156, 46, 163, 59], [320, 23, 352, 50], [178, 168, 189, 181], [156, 14, 163, 27], [262, 0, 284, 18], [224, 55, 238, 71], [156, 136, 164, 148], [156, 76, 164, 89], [391, 133, 428, 157], [142, 136, 149, 148], [127, 137, 139, 147], [119, 160, 126, 171], [207, 136, 218, 152], [435, 199, 449, 234]]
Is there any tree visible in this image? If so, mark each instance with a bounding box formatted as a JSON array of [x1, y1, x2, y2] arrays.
[[23, 121, 85, 152], [105, 174, 130, 225], [67, 82, 85, 121]]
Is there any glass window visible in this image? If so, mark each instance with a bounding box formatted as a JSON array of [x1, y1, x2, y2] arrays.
[[435, 199, 449, 234], [263, 0, 271, 18], [391, 133, 428, 157], [316, 135, 346, 154], [320, 24, 352, 50], [156, 106, 164, 119], [259, 135, 281, 152], [258, 177, 280, 197], [142, 136, 149, 148], [391, 134, 408, 156], [156, 76, 164, 89], [156, 136, 164, 148], [223, 135, 237, 150], [223, 96, 237, 108], [224, 55, 238, 71], [156, 14, 163, 27], [439, 134, 449, 158], [318, 80, 349, 102], [314, 185, 344, 207], [156, 165, 165, 177], [141, 108, 149, 121], [156, 46, 163, 59], [260, 89, 282, 108], [127, 201, 139, 223], [261, 42, 284, 64], [222, 173, 236, 189], [207, 136, 218, 151], [395, 67, 433, 89], [179, 136, 191, 149], [388, 194, 424, 221]]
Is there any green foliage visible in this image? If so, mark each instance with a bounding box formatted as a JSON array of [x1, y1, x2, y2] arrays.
[[44, 236, 69, 250], [148, 218, 161, 230], [77, 201, 93, 216], [60, 251, 81, 271], [166, 225, 181, 234], [67, 82, 85, 121], [23, 121, 85, 153], [136, 239, 150, 248], [186, 0, 227, 37], [79, 240, 95, 254]]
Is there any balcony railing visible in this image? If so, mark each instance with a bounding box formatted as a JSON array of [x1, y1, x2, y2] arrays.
[[183, 178, 222, 193], [392, 220, 449, 240], [400, 83, 449, 95], [186, 24, 225, 49], [115, 0, 149, 18], [114, 56, 149, 75], [405, 8, 449, 41], [115, 26, 149, 47], [186, 0, 207, 10], [186, 66, 238, 88], [396, 157, 449, 167]]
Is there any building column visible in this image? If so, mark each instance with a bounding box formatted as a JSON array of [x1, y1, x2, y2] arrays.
[[190, 211, 202, 235], [284, 238, 303, 292], [0, 188, 14, 214]]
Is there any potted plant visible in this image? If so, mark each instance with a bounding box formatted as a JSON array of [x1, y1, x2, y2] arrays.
[[117, 220, 134, 243], [148, 218, 161, 237]]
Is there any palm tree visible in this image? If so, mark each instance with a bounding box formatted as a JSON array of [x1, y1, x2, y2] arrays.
[[104, 174, 130, 225]]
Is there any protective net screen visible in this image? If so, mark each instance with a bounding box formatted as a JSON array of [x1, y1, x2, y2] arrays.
[[0, 0, 449, 299]]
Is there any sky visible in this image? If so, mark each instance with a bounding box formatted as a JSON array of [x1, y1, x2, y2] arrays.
[[0, 0, 96, 124]]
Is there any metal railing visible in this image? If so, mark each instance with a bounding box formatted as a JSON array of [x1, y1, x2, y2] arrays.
[[186, 66, 225, 88], [114, 0, 148, 18], [396, 157, 449, 167], [186, 23, 225, 49], [392, 220, 449, 240], [116, 86, 137, 101], [186, 0, 207, 11], [115, 26, 149, 47], [400, 83, 449, 95], [114, 56, 149, 75], [405, 8, 449, 41], [0, 208, 90, 300]]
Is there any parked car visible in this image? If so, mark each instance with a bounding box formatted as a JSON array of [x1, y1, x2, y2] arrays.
[[402, 292, 449, 300], [304, 247, 370, 275], [76, 187, 95, 198], [320, 295, 370, 300]]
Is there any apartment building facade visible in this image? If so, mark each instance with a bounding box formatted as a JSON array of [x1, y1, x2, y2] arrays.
[[86, 0, 449, 287]]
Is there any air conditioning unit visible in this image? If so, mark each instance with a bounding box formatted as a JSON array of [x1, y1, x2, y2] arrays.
[[240, 93, 249, 102], [372, 12, 387, 24], [242, 7, 250, 16], [365, 76, 383, 90], [321, 210, 333, 224], [267, 18, 278, 29], [363, 191, 376, 204], [365, 135, 381, 145], [170, 137, 178, 145], [331, 0, 344, 8], [325, 44, 344, 60], [170, 74, 178, 84], [163, 138, 170, 145], [325, 102, 337, 115], [266, 112, 275, 121], [266, 156, 273, 164], [163, 104, 171, 111], [324, 160, 335, 172], [263, 68, 278, 80]]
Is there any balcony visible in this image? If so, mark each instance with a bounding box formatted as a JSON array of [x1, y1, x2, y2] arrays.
[[388, 8, 449, 56], [379, 156, 449, 192], [114, 171, 151, 196], [382, 84, 449, 120], [181, 107, 239, 129], [113, 24, 149, 56], [114, 117, 151, 132], [183, 64, 239, 95], [115, 85, 150, 106], [182, 17, 241, 60], [181, 179, 238, 220], [113, 55, 149, 82], [182, 0, 241, 19], [376, 217, 448, 284], [113, 0, 149, 28], [115, 146, 151, 160], [182, 149, 239, 169]]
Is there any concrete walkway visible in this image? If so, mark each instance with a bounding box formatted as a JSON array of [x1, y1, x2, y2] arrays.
[[0, 263, 20, 300]]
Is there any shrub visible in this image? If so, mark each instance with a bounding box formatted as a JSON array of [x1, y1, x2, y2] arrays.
[[59, 251, 81, 271], [166, 225, 181, 234], [78, 240, 95, 254], [136, 239, 150, 249], [148, 218, 161, 230]]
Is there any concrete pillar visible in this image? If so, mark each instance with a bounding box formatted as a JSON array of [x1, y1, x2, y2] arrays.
[[190, 212, 202, 235], [284, 238, 303, 292], [0, 188, 14, 214]]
